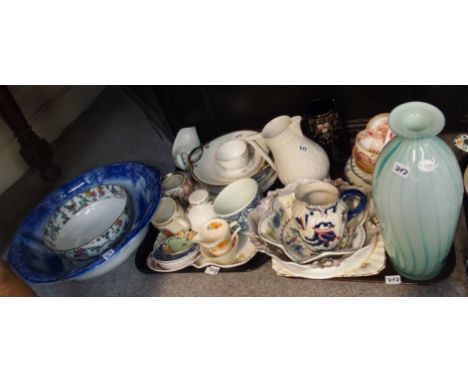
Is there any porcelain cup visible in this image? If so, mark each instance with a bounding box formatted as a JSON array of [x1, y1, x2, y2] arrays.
[[151, 197, 191, 235], [193, 218, 241, 256], [162, 171, 193, 206], [213, 178, 260, 232], [215, 140, 250, 171], [292, 182, 367, 251]]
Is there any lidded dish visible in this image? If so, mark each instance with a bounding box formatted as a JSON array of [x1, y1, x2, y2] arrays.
[[353, 113, 394, 174]]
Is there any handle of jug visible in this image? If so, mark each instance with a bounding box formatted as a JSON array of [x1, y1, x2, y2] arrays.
[[244, 133, 277, 172], [290, 116, 303, 138], [340, 189, 367, 220]]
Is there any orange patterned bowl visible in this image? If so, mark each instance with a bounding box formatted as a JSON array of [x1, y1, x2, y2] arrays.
[[353, 131, 380, 174]]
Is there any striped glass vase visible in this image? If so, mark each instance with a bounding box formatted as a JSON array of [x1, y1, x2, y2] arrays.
[[372, 102, 463, 281]]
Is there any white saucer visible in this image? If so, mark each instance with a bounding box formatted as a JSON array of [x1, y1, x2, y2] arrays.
[[146, 252, 201, 272], [193, 233, 257, 269], [198, 233, 239, 263], [213, 146, 263, 181], [271, 234, 385, 279], [344, 157, 372, 192], [190, 130, 270, 186]]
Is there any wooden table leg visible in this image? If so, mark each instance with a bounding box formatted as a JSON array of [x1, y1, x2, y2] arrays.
[[0, 260, 36, 297], [0, 86, 61, 182]]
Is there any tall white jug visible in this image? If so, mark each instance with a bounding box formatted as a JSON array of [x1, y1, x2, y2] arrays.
[[246, 115, 329, 184]]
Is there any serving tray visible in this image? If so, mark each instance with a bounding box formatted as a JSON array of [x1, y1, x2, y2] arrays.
[[134, 155, 458, 283]]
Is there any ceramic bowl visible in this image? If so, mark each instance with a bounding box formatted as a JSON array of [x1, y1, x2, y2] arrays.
[[353, 131, 380, 174], [7, 162, 162, 283], [152, 230, 199, 262], [43, 184, 131, 260], [213, 178, 260, 232]]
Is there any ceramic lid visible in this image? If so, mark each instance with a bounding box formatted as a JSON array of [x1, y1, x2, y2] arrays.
[[189, 189, 209, 205]]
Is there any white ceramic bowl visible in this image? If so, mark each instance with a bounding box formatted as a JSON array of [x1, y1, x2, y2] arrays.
[[213, 178, 260, 232], [43, 185, 131, 260]]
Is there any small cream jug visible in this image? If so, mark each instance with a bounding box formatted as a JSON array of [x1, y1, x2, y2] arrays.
[[245, 115, 330, 184]]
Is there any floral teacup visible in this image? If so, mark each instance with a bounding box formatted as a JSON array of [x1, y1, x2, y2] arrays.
[[162, 171, 193, 206], [292, 182, 367, 251], [193, 218, 241, 256]]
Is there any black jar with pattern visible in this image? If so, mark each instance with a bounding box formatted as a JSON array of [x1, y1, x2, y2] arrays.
[[302, 97, 350, 174]]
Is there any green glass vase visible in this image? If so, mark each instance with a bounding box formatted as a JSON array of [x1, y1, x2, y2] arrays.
[[372, 102, 463, 281]]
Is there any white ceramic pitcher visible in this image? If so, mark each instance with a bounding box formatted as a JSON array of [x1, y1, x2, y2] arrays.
[[245, 115, 330, 184], [172, 127, 201, 170]]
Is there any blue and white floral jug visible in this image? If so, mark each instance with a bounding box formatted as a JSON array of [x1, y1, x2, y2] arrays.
[[372, 101, 463, 281], [292, 182, 367, 251]]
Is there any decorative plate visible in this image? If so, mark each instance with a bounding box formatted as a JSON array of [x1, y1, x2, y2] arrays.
[[344, 157, 372, 191], [454, 133, 468, 153], [147, 252, 201, 273], [271, 233, 386, 279]]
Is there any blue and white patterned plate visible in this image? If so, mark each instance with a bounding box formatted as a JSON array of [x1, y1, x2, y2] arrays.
[[7, 162, 162, 283]]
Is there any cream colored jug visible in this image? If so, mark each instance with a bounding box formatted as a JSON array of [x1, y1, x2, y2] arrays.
[[245, 115, 330, 184]]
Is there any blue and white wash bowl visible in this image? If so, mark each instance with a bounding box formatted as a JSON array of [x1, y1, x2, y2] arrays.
[[213, 178, 260, 232], [7, 162, 162, 283]]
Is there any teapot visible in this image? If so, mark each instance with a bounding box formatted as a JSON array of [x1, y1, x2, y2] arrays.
[[245, 115, 330, 185]]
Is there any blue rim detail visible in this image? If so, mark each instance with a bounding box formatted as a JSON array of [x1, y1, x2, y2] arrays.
[[7, 162, 162, 283]]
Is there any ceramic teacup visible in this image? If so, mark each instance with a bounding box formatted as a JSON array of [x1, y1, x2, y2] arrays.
[[193, 218, 241, 256], [292, 182, 367, 251], [213, 178, 260, 232], [162, 171, 193, 206], [151, 197, 191, 236], [215, 140, 250, 171]]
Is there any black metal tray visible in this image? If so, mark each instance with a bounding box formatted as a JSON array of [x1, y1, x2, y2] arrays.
[[135, 160, 457, 283]]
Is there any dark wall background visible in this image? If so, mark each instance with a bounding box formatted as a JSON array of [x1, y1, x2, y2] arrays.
[[149, 85, 468, 144]]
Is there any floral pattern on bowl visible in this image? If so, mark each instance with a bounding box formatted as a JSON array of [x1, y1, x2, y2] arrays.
[[43, 184, 131, 260]]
